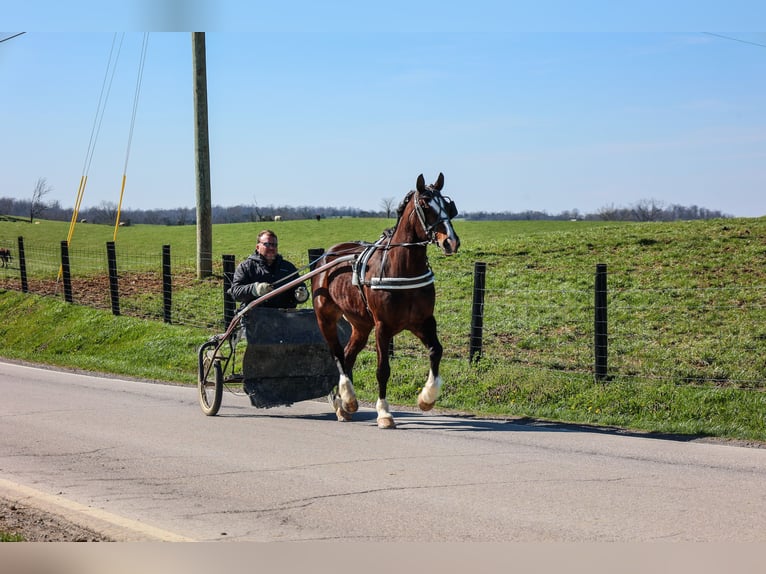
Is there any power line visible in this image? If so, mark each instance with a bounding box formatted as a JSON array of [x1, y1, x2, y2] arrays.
[[703, 32, 766, 49], [0, 32, 26, 43]]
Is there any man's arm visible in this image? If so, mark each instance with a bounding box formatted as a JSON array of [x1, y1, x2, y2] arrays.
[[228, 262, 268, 303]]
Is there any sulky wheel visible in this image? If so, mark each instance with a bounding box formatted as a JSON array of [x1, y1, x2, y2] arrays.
[[198, 340, 223, 416]]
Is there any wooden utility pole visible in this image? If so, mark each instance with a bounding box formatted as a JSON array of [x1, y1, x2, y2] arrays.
[[192, 32, 212, 278]]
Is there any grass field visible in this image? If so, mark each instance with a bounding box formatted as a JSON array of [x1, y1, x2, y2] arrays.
[[1, 215, 765, 442]]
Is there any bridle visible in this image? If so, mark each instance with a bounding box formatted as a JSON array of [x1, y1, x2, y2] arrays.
[[410, 187, 458, 244]]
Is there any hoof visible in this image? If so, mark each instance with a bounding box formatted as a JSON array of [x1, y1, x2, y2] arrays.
[[336, 408, 353, 422], [333, 396, 353, 421], [377, 417, 396, 429], [343, 397, 359, 414], [418, 398, 436, 411]]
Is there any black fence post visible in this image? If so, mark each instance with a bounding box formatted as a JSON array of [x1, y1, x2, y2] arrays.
[[223, 254, 236, 327], [162, 245, 172, 324], [594, 263, 608, 381], [60, 240, 73, 303], [469, 261, 487, 364], [17, 236, 28, 293], [106, 241, 120, 316], [308, 248, 325, 271]]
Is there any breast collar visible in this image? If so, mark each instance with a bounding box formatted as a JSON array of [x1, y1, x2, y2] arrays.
[[351, 237, 435, 291]]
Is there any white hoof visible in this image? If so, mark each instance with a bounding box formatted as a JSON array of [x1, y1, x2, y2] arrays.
[[377, 416, 396, 429], [376, 398, 396, 429]]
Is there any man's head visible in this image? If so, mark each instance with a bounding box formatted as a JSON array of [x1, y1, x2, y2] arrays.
[[256, 229, 278, 264]]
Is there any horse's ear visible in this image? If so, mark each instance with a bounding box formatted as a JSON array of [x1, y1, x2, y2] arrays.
[[416, 174, 426, 192], [433, 172, 444, 192]]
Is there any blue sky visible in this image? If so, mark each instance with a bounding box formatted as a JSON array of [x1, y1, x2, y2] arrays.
[[3, 3, 766, 217]]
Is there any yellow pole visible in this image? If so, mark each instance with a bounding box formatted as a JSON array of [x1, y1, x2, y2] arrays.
[[113, 173, 127, 241], [68, 175, 87, 245], [59, 175, 88, 281], [67, 175, 87, 245]]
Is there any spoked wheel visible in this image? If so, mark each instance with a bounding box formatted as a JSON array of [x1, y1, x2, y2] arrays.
[[198, 340, 223, 416]]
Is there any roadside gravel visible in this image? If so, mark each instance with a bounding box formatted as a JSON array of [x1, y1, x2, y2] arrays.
[[0, 497, 112, 542]]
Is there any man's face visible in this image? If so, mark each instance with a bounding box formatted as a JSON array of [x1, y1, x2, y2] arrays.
[[256, 234, 278, 264]]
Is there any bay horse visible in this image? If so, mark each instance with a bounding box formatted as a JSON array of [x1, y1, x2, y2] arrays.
[[311, 173, 460, 428]]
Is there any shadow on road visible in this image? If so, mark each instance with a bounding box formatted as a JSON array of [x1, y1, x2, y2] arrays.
[[212, 399, 743, 446]]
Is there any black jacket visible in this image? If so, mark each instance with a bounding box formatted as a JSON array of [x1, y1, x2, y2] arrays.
[[228, 252, 302, 309]]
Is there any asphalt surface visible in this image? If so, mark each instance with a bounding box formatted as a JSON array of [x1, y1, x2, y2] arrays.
[[2, 360, 765, 542]]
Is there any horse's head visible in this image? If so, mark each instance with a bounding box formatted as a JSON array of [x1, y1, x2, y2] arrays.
[[413, 173, 461, 255]]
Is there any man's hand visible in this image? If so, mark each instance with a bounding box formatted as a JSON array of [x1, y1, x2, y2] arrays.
[[294, 285, 309, 303], [252, 282, 274, 297]]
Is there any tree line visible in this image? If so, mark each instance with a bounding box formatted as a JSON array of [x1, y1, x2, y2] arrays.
[[0, 194, 731, 225]]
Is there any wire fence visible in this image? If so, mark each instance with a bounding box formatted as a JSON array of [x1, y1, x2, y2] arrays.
[[1, 237, 765, 391]]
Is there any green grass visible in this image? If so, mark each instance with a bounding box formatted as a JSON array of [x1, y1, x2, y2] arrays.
[[1, 216, 766, 442], [0, 532, 25, 542]]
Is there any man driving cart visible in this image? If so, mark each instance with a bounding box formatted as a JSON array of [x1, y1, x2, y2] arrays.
[[228, 229, 309, 309], [198, 228, 354, 415]]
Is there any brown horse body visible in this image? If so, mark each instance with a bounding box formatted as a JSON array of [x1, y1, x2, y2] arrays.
[[311, 173, 460, 428]]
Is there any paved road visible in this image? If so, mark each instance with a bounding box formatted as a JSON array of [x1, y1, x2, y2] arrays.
[[1, 360, 765, 542]]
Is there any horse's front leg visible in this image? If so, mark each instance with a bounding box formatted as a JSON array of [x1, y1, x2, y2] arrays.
[[374, 327, 396, 429], [415, 317, 444, 412]]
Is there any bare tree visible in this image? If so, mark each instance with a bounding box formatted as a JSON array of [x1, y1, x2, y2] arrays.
[[380, 197, 396, 218], [632, 198, 665, 222], [597, 203, 619, 221], [88, 200, 119, 224], [30, 177, 52, 223]]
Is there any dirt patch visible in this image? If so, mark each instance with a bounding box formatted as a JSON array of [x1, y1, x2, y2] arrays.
[[0, 271, 200, 309], [0, 497, 112, 542]]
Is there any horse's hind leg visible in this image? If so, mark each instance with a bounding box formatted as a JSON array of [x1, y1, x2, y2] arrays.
[[323, 324, 369, 422], [373, 326, 395, 429], [413, 317, 444, 411], [315, 305, 356, 420], [332, 325, 372, 419]]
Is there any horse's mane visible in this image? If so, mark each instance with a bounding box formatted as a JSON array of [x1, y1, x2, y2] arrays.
[[378, 190, 416, 241], [396, 190, 416, 219]]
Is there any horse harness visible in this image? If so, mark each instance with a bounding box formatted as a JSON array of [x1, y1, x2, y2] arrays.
[[348, 186, 457, 312], [351, 237, 435, 291]]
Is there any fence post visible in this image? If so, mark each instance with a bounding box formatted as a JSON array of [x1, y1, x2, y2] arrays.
[[308, 248, 325, 271], [17, 236, 28, 293], [60, 240, 73, 303], [222, 254, 236, 327], [106, 241, 120, 316], [162, 245, 172, 324], [469, 261, 487, 364], [594, 263, 608, 381]]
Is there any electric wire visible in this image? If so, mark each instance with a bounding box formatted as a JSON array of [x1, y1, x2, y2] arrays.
[[114, 33, 150, 239]]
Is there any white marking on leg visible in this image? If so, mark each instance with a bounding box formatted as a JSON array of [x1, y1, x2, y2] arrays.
[[417, 370, 442, 411], [338, 374, 358, 413], [376, 398, 395, 429]]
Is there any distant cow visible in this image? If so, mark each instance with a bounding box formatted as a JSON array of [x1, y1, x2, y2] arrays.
[[0, 248, 12, 267], [274, 215, 282, 222]]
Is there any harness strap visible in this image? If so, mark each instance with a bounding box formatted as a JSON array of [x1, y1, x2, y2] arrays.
[[369, 270, 434, 290], [352, 240, 435, 291]]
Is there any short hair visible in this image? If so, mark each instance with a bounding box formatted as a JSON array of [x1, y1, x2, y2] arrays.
[[257, 229, 277, 243]]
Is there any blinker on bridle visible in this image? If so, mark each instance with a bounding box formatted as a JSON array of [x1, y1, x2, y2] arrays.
[[412, 187, 457, 243]]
